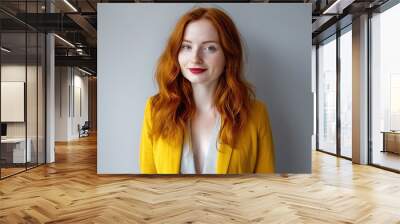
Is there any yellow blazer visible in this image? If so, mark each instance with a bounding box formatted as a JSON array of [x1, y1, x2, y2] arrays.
[[140, 98, 275, 174]]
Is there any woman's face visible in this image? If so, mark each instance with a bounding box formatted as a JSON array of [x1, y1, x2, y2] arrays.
[[178, 19, 226, 86]]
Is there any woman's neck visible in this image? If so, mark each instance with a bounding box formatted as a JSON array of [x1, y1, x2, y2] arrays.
[[191, 82, 217, 114]]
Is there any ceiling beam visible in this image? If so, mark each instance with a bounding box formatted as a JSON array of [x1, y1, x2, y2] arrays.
[[55, 55, 96, 70], [67, 13, 97, 46]]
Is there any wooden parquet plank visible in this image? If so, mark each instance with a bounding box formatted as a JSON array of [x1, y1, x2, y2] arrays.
[[1, 134, 400, 223]]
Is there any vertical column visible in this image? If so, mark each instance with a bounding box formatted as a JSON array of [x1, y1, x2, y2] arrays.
[[46, 1, 55, 163], [312, 45, 317, 150], [352, 14, 369, 164]]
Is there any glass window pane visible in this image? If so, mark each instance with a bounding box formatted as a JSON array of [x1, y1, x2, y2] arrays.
[[1, 32, 27, 177], [371, 3, 400, 171], [27, 31, 38, 169], [340, 28, 352, 158], [318, 36, 337, 154], [0, 1, 46, 179]]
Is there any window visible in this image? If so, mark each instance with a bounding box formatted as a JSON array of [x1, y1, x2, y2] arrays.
[[371, 2, 400, 171], [340, 27, 352, 158], [318, 35, 337, 155]]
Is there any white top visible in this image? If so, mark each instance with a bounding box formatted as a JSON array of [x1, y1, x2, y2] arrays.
[[180, 114, 221, 174]]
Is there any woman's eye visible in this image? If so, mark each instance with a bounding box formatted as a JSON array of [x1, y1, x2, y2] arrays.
[[204, 46, 217, 52], [181, 45, 191, 50]]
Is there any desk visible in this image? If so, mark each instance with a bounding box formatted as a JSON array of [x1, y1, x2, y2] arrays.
[[1, 138, 31, 163], [381, 131, 400, 154]]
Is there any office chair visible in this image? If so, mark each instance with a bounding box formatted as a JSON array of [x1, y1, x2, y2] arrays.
[[79, 121, 90, 138]]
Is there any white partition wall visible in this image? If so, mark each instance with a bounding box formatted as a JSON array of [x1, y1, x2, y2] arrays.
[[1, 82, 24, 122], [55, 67, 89, 141]]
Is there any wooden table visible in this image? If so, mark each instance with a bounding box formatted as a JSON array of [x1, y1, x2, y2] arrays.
[[381, 131, 400, 154]]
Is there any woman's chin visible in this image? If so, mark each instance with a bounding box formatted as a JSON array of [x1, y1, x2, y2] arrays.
[[186, 76, 208, 84], [190, 79, 213, 86]]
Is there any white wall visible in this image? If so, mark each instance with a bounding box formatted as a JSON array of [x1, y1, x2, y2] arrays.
[[72, 72, 89, 138], [1, 65, 26, 129], [55, 67, 89, 141], [55, 67, 69, 141], [1, 82, 25, 122]]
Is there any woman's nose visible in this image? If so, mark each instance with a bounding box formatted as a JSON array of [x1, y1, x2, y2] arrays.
[[191, 48, 203, 64]]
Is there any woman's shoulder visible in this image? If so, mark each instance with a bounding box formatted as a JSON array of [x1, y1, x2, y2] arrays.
[[250, 98, 269, 115], [144, 95, 158, 110], [143, 95, 158, 119], [249, 98, 270, 126]]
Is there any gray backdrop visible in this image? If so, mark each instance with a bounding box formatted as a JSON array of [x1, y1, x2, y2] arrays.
[[98, 3, 312, 174]]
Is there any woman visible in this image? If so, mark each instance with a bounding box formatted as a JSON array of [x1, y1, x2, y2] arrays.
[[140, 7, 274, 174]]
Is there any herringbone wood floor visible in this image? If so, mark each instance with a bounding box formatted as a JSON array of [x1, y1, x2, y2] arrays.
[[1, 134, 400, 223]]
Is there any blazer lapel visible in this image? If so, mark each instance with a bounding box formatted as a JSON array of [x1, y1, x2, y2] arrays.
[[216, 143, 232, 174], [169, 128, 183, 174], [215, 119, 232, 174]]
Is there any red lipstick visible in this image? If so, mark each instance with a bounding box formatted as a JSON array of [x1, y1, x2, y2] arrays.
[[189, 68, 207, 74]]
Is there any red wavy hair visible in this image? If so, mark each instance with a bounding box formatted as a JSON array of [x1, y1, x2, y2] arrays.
[[151, 7, 254, 147]]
